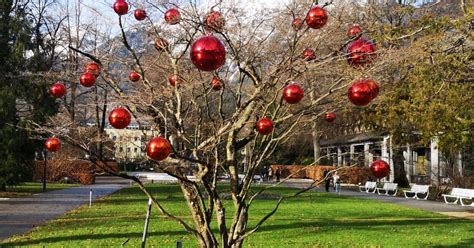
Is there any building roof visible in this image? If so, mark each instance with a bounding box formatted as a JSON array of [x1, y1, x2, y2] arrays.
[[320, 131, 387, 146]]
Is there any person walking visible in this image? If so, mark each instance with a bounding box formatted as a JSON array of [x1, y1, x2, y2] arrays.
[[324, 170, 330, 192], [333, 171, 341, 194]]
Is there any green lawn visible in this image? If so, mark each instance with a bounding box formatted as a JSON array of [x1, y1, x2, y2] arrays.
[[3, 184, 473, 247], [0, 182, 78, 198]]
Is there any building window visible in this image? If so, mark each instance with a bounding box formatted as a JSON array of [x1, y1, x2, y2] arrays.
[[119, 147, 123, 152], [135, 137, 138, 141], [112, 136, 117, 141], [127, 147, 131, 152], [134, 148, 138, 152]]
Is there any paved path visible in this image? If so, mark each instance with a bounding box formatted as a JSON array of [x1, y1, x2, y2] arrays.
[[281, 180, 474, 219], [0, 177, 130, 241]]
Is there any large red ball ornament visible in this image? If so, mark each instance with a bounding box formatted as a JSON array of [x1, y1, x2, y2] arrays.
[[168, 74, 178, 86], [164, 8, 181, 25], [325, 112, 336, 123], [348, 24, 362, 38], [348, 80, 374, 106], [303, 48, 316, 61], [347, 38, 376, 66], [371, 160, 390, 179], [128, 71, 141, 82], [134, 9, 147, 21], [305, 6, 328, 29], [292, 17, 303, 30], [113, 1, 128, 15], [146, 136, 171, 161], [282, 83, 304, 104], [50, 83, 66, 98], [85, 62, 101, 76], [154, 38, 169, 52], [256, 118, 273, 135], [190, 35, 226, 71], [366, 79, 380, 99], [205, 11, 225, 32], [45, 137, 61, 152], [109, 107, 132, 129], [80, 72, 96, 87], [211, 76, 223, 91]]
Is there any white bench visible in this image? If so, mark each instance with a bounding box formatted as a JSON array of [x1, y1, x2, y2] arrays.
[[442, 188, 474, 206], [359, 181, 376, 193], [403, 184, 430, 200], [376, 182, 398, 196]]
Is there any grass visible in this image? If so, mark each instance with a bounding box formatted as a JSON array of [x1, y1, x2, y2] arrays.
[[2, 184, 473, 247], [0, 182, 78, 198]]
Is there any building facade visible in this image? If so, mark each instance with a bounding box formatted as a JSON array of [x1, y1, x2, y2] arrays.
[[105, 125, 158, 162]]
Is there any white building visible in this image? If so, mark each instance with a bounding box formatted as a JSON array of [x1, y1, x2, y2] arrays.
[[105, 125, 158, 162]]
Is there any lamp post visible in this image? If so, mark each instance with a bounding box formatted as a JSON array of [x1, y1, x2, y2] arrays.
[[43, 150, 47, 191]]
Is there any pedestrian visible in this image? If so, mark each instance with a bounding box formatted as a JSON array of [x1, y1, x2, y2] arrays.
[[333, 171, 341, 194], [324, 170, 330, 192], [275, 168, 281, 182], [268, 166, 273, 182]]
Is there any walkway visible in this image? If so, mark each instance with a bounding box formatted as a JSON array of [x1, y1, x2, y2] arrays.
[[0, 176, 130, 241], [282, 179, 474, 219]]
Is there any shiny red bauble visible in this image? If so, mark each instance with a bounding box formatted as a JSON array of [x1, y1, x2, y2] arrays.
[[80, 72, 96, 87], [128, 71, 141, 82], [282, 83, 304, 104], [113, 1, 128, 15], [348, 24, 362, 38], [347, 80, 374, 106], [108, 107, 132, 129], [134, 9, 147, 21], [292, 17, 303, 30], [325, 112, 336, 123], [45, 137, 61, 152], [211, 76, 223, 90], [205, 11, 225, 32], [303, 48, 316, 61], [347, 38, 376, 66], [164, 8, 181, 25], [154, 38, 169, 51], [371, 160, 390, 179], [168, 74, 178, 86], [256, 118, 273, 135], [190, 35, 226, 71], [306, 6, 328, 29], [146, 136, 171, 161], [50, 83, 66, 98], [85, 62, 101, 76], [366, 79, 380, 99]]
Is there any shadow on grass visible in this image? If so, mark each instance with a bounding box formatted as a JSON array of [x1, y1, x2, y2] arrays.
[[2, 230, 190, 246], [429, 237, 474, 247]]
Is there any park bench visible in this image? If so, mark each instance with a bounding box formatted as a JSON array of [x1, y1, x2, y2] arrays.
[[442, 188, 474, 206], [376, 182, 398, 196], [359, 181, 376, 193], [403, 184, 430, 200]]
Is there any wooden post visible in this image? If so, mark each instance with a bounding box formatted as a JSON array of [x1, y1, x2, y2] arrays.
[[43, 151, 47, 191], [142, 198, 153, 248]]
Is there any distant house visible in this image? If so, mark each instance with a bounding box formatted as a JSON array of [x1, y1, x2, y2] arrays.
[[105, 124, 158, 162]]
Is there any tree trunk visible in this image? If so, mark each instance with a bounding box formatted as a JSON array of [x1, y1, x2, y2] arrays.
[[1, 183, 6, 191], [393, 149, 409, 187], [312, 123, 321, 163]]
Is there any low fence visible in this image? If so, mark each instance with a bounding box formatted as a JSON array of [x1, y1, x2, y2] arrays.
[[270, 165, 373, 184], [33, 160, 119, 185]]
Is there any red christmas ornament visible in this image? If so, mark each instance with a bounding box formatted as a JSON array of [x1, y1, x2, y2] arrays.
[[205, 11, 225, 32], [256, 118, 273, 135], [292, 17, 303, 30], [168, 74, 178, 86], [146, 136, 171, 161], [50, 83, 66, 98], [128, 71, 141, 82], [134, 9, 147, 21], [154, 38, 169, 51], [80, 72, 96, 87], [371, 160, 390, 179], [305, 6, 328, 29], [347, 38, 376, 66], [45, 137, 61, 152], [325, 112, 336, 123], [164, 8, 181, 25], [366, 79, 380, 99], [85, 62, 101, 76], [113, 1, 128, 15], [347, 24, 362, 38], [282, 83, 304, 104], [108, 107, 132, 129], [347, 80, 373, 106], [211, 76, 223, 91], [190, 35, 226, 71], [303, 48, 316, 61]]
